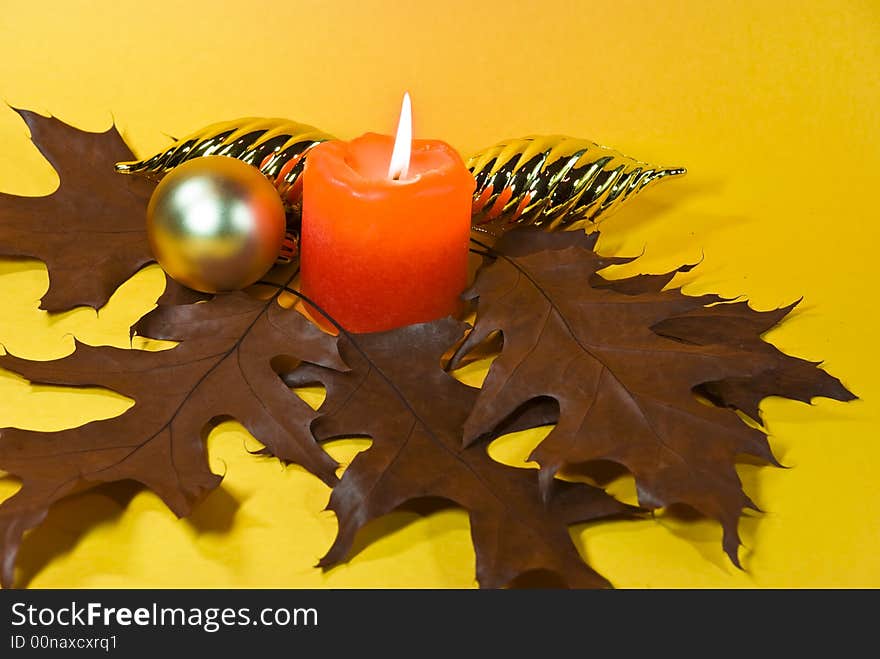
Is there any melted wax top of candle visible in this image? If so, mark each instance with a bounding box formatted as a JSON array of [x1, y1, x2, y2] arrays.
[[326, 133, 472, 188]]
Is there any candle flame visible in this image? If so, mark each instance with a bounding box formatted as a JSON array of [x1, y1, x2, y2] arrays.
[[388, 92, 412, 180]]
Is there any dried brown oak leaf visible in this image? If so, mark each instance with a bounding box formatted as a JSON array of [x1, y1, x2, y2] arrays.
[[286, 317, 634, 588], [454, 228, 854, 565], [0, 289, 343, 588], [0, 108, 157, 312]]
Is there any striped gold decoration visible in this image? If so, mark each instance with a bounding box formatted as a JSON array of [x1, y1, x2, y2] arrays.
[[117, 119, 686, 252], [467, 135, 685, 236], [116, 118, 334, 213]]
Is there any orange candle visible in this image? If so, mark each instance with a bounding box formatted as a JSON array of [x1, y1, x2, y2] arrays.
[[301, 95, 475, 333]]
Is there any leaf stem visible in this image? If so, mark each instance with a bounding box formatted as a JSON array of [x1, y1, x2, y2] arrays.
[[469, 248, 495, 258], [469, 236, 496, 253], [254, 279, 350, 339]]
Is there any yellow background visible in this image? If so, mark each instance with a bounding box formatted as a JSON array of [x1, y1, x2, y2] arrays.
[[0, 0, 877, 587]]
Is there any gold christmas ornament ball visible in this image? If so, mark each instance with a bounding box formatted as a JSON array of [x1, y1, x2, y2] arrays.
[[146, 156, 286, 293]]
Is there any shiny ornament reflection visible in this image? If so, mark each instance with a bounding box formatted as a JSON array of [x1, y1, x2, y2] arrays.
[[146, 156, 286, 293]]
